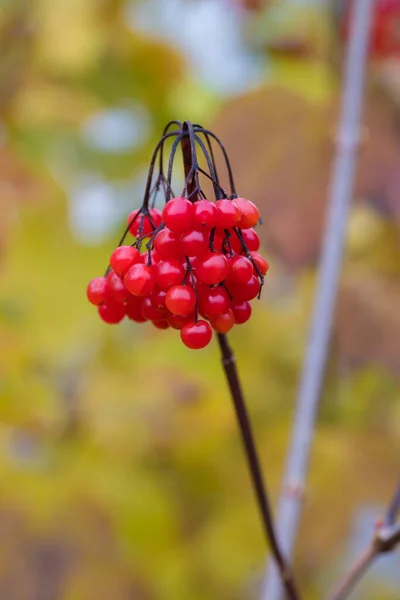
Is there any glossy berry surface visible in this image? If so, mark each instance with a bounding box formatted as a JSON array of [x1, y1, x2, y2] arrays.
[[241, 228, 260, 252], [180, 229, 209, 257], [128, 208, 162, 238], [199, 287, 229, 319], [196, 252, 229, 285], [210, 309, 235, 334], [87, 277, 107, 306], [156, 259, 185, 289], [233, 198, 260, 229], [124, 264, 156, 296], [215, 199, 242, 229], [180, 320, 212, 349], [193, 200, 217, 229], [162, 197, 194, 232], [106, 271, 130, 304], [251, 251, 269, 275], [125, 296, 146, 322], [110, 246, 139, 276], [226, 256, 253, 284], [154, 228, 181, 260], [98, 302, 125, 324], [231, 300, 252, 324], [166, 285, 196, 316]]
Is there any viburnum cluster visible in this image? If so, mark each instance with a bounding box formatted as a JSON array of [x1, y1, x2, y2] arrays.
[[86, 122, 269, 349]]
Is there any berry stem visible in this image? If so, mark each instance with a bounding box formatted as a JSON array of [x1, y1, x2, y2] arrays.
[[179, 121, 301, 600]]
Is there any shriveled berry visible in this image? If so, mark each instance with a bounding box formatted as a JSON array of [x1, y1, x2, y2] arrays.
[[193, 199, 217, 229], [156, 259, 185, 290], [231, 300, 252, 324], [228, 274, 260, 302], [125, 296, 147, 322], [196, 252, 229, 285], [199, 287, 229, 319], [180, 229, 209, 257], [215, 199, 241, 229], [166, 285, 196, 316], [98, 302, 125, 324], [162, 197, 194, 232], [124, 264, 156, 296], [106, 271, 130, 304], [180, 320, 212, 349], [154, 228, 181, 260], [110, 246, 140, 276], [233, 198, 259, 229], [211, 309, 235, 334], [226, 256, 253, 284], [241, 228, 260, 252], [87, 277, 107, 306], [250, 251, 269, 275]]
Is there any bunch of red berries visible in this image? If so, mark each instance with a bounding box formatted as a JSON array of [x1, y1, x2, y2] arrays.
[[87, 195, 268, 350]]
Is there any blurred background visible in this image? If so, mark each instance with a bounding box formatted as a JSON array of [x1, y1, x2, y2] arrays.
[[1, 0, 400, 598]]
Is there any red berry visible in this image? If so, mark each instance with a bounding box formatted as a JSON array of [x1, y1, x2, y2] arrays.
[[153, 228, 181, 260], [141, 297, 166, 321], [162, 197, 194, 232], [180, 320, 212, 349], [156, 259, 185, 290], [233, 198, 259, 229], [251, 251, 269, 275], [110, 246, 140, 276], [98, 302, 125, 324], [180, 228, 209, 257], [87, 277, 107, 306], [139, 250, 160, 265], [215, 199, 242, 229], [106, 271, 130, 304], [226, 256, 253, 284], [231, 300, 252, 324], [151, 287, 167, 312], [193, 199, 217, 228], [211, 309, 235, 334], [241, 228, 260, 252], [125, 296, 147, 322], [152, 319, 170, 330], [166, 285, 196, 316], [128, 208, 162, 238], [228, 274, 260, 302], [167, 312, 195, 330], [196, 252, 229, 285], [124, 263, 156, 296], [199, 287, 229, 319], [229, 231, 243, 254]]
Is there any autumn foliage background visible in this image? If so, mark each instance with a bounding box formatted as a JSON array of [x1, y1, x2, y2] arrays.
[[1, 1, 400, 599]]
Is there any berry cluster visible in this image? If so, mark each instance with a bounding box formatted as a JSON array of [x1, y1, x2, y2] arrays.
[[87, 196, 269, 349]]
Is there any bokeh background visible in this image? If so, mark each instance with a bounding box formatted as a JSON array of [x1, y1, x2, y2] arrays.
[[1, 0, 400, 598]]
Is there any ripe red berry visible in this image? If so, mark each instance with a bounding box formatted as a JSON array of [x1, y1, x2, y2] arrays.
[[128, 208, 162, 238], [228, 274, 260, 302], [152, 319, 170, 330], [124, 263, 156, 296], [210, 309, 235, 334], [167, 312, 195, 330], [87, 277, 107, 305], [156, 259, 185, 290], [98, 302, 125, 324], [199, 287, 229, 319], [233, 198, 259, 229], [180, 228, 209, 257], [151, 287, 167, 312], [125, 296, 147, 322], [139, 249, 160, 265], [215, 199, 242, 229], [162, 197, 194, 232], [241, 228, 260, 252], [166, 285, 196, 316], [106, 271, 130, 304], [250, 251, 269, 275], [153, 228, 181, 260], [226, 256, 253, 284], [196, 252, 229, 285], [141, 297, 166, 321], [110, 246, 140, 276], [193, 199, 217, 228], [231, 300, 252, 324], [180, 320, 212, 349]]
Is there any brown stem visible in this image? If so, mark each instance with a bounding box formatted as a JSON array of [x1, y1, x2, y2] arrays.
[[179, 121, 301, 600]]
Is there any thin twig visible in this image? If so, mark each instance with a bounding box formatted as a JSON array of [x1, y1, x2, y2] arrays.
[[260, 1, 374, 598], [179, 123, 301, 600]]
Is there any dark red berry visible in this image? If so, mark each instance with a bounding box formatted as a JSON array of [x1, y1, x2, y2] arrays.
[[162, 197, 194, 232], [87, 277, 107, 306], [125, 296, 147, 323], [210, 309, 235, 334], [215, 199, 241, 229], [151, 287, 167, 312], [110, 246, 140, 276], [156, 259, 185, 290], [241, 228, 260, 252], [152, 319, 170, 330], [167, 312, 195, 330], [180, 229, 209, 257], [124, 263, 156, 296], [197, 252, 229, 285], [228, 274, 260, 302], [166, 285, 196, 316], [231, 300, 252, 324], [141, 297, 166, 321], [199, 287, 229, 319], [153, 228, 181, 260], [106, 271, 130, 304], [180, 320, 212, 349], [98, 302, 125, 324]]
